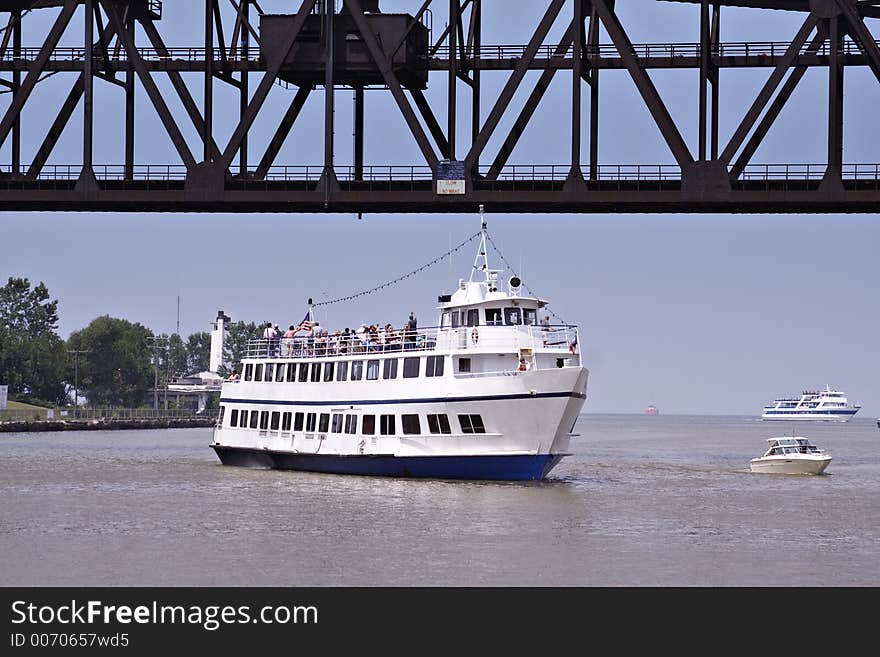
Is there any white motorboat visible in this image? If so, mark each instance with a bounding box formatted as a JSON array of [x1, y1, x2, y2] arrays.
[[749, 436, 832, 475], [761, 385, 861, 421]]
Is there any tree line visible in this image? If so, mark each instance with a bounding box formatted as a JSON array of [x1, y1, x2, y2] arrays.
[[0, 277, 264, 407]]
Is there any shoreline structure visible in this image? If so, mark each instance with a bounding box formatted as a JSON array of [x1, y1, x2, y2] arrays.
[[0, 416, 217, 432]]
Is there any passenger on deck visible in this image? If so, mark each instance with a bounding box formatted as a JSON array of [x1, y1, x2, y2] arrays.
[[356, 324, 368, 353], [405, 312, 417, 350], [304, 322, 316, 356], [385, 323, 400, 351], [263, 322, 280, 356], [283, 325, 297, 357], [314, 324, 326, 356], [226, 369, 240, 381]]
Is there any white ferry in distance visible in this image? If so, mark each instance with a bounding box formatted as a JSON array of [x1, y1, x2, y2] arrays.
[[761, 385, 861, 422], [211, 212, 588, 481]]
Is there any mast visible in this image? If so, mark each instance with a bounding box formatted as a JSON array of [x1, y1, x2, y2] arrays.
[[469, 204, 501, 289], [470, 204, 490, 283]]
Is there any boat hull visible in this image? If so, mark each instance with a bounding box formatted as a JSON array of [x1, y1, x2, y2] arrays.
[[212, 366, 588, 481], [212, 445, 565, 481], [761, 410, 858, 422], [749, 455, 831, 475]]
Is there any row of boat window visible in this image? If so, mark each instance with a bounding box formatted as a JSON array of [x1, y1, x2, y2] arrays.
[[242, 355, 445, 383], [769, 446, 819, 455], [441, 307, 540, 328], [773, 402, 843, 408], [221, 407, 486, 436]]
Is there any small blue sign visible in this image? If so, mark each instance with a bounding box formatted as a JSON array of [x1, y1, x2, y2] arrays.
[[437, 160, 466, 180]]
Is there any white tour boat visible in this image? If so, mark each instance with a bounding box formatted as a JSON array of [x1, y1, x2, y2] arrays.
[[761, 386, 861, 422], [210, 213, 588, 481], [750, 436, 832, 475]]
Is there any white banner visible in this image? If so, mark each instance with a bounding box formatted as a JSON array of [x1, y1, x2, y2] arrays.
[[436, 179, 465, 195], [0, 385, 7, 410]]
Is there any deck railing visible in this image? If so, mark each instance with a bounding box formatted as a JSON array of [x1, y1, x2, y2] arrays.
[[243, 325, 579, 360]]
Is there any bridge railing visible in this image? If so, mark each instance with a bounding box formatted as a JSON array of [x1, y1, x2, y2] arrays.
[[429, 39, 876, 61], [4, 39, 877, 67], [3, 163, 879, 190]]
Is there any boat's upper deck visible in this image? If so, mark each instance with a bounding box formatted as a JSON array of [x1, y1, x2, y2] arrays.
[[243, 323, 579, 361]]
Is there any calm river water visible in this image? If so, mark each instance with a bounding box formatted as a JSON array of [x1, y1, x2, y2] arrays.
[[1, 414, 877, 586]]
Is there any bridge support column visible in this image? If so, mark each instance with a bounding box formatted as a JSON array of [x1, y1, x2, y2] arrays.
[[820, 14, 844, 194], [184, 163, 225, 196], [681, 160, 730, 202], [564, 0, 586, 192], [76, 0, 98, 194], [318, 0, 339, 200], [11, 9, 21, 175]]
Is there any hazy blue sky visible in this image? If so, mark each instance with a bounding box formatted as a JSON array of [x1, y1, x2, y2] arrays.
[[2, 1, 878, 416]]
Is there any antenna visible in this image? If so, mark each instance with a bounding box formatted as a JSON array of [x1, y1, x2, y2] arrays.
[[470, 204, 490, 283]]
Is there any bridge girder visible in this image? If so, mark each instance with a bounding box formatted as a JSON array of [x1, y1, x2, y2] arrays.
[[0, 0, 878, 213]]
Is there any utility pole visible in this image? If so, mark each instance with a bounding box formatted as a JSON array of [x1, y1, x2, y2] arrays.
[[67, 349, 91, 415], [146, 336, 167, 411]]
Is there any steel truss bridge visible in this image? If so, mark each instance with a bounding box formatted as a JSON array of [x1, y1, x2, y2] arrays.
[[0, 0, 879, 213]]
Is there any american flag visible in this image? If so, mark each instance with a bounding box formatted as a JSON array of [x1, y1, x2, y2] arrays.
[[298, 312, 311, 331]]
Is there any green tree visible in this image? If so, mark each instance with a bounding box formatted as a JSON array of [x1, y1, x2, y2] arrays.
[[165, 333, 188, 379], [222, 321, 262, 376], [0, 277, 67, 404], [67, 316, 154, 406], [186, 331, 212, 373]]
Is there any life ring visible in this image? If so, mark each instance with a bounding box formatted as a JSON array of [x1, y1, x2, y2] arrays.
[[471, 328, 479, 344]]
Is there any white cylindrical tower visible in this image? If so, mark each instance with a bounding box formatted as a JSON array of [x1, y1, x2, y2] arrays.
[[210, 310, 231, 373]]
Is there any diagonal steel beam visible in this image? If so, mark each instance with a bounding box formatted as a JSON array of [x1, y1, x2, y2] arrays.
[[344, 0, 438, 169], [486, 21, 575, 181], [593, 0, 694, 167], [456, 1, 468, 63], [27, 22, 117, 179], [465, 0, 478, 59], [93, 3, 113, 73], [254, 85, 310, 180], [218, 0, 317, 173], [0, 0, 77, 147], [102, 0, 196, 170], [28, 77, 85, 179], [836, 0, 880, 82], [390, 0, 433, 60], [0, 14, 13, 61], [720, 13, 816, 166], [140, 19, 221, 162], [464, 0, 565, 172], [410, 88, 450, 158], [213, 0, 230, 75], [429, 0, 472, 57], [729, 26, 828, 181], [228, 0, 261, 45]]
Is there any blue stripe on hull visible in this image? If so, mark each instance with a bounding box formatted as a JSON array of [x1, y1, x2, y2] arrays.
[[220, 391, 585, 407], [212, 445, 564, 481]]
